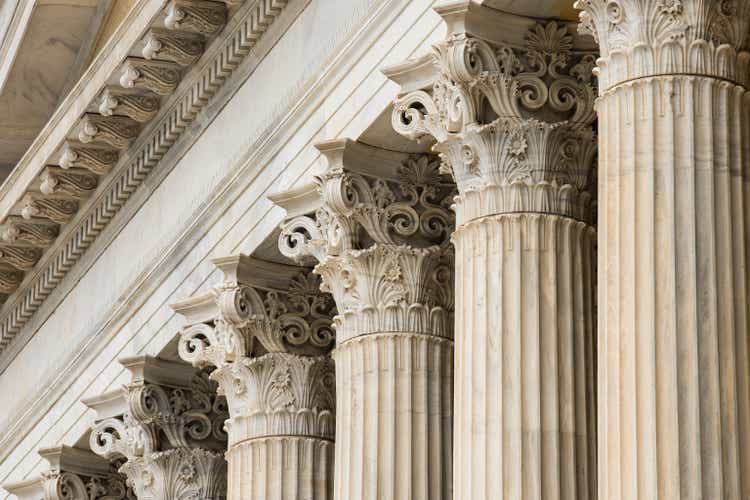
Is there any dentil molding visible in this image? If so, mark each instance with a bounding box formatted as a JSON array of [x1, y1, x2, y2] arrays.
[[0, 0, 293, 363]]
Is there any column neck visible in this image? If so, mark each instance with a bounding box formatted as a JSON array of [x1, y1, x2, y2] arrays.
[[575, 0, 750, 92]]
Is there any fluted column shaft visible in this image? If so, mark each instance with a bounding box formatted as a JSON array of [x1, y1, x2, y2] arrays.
[[596, 74, 750, 499], [574, 0, 750, 497], [388, 9, 600, 499], [451, 211, 596, 500], [214, 353, 336, 500], [333, 328, 453, 500], [277, 143, 457, 500]]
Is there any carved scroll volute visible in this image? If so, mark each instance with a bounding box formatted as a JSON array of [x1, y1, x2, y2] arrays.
[[179, 285, 263, 368], [42, 471, 88, 500]]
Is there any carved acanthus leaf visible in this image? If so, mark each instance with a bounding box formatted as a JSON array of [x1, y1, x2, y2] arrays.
[[165, 0, 227, 34], [78, 114, 140, 150], [574, 0, 750, 90], [99, 88, 160, 123], [119, 448, 226, 500], [119, 58, 182, 96], [142, 29, 205, 66], [210, 353, 335, 445], [390, 20, 597, 223]]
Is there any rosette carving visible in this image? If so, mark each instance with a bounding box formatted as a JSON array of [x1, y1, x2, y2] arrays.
[[574, 0, 750, 90], [210, 353, 335, 446], [390, 19, 597, 223]]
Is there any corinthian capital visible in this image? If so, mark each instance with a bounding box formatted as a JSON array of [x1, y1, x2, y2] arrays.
[[387, 3, 597, 224], [274, 139, 455, 342], [210, 353, 335, 447], [172, 256, 336, 369], [86, 356, 228, 500], [574, 0, 750, 90], [3, 445, 133, 500]]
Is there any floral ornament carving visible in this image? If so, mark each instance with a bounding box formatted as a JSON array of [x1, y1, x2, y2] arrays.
[[119, 58, 182, 96], [210, 353, 335, 446], [120, 448, 226, 500], [574, 0, 750, 90], [279, 154, 456, 261], [179, 269, 337, 370], [41, 470, 133, 500], [89, 372, 228, 492], [60, 142, 118, 175], [278, 152, 455, 341], [390, 21, 597, 223], [89, 372, 228, 500]]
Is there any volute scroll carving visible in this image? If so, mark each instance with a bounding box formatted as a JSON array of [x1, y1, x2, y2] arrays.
[[164, 0, 227, 35], [87, 358, 229, 500], [178, 267, 337, 370], [277, 141, 456, 343], [389, 16, 598, 225]]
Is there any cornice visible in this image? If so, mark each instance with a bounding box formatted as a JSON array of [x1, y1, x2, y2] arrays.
[[0, 0, 417, 474], [0, 0, 293, 363]]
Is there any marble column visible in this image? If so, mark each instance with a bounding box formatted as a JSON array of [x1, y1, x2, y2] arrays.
[[574, 1, 750, 498], [387, 3, 598, 499], [275, 140, 455, 500], [173, 256, 337, 500], [86, 356, 229, 500]]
